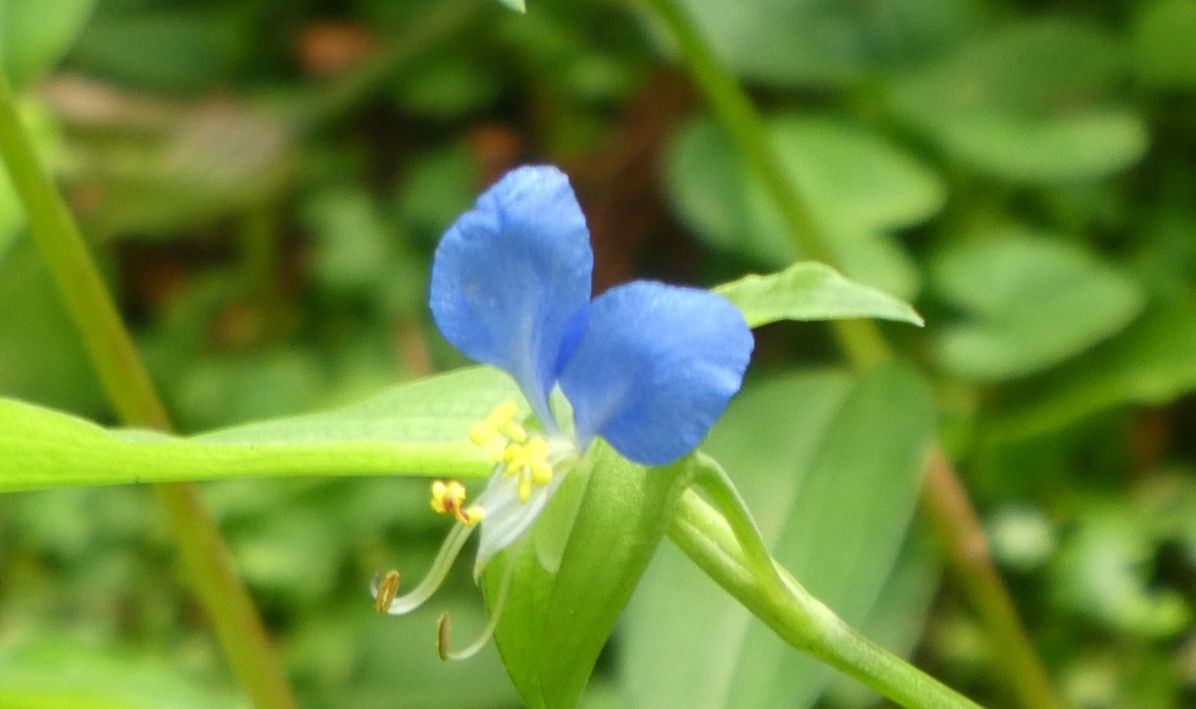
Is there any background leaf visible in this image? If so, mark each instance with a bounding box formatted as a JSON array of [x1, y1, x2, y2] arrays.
[[624, 363, 936, 708], [0, 237, 105, 414], [665, 114, 944, 297], [0, 0, 95, 90], [0, 639, 242, 709], [931, 228, 1145, 381], [663, 0, 978, 88], [1132, 0, 1196, 90], [714, 261, 924, 327], [989, 293, 1196, 441], [885, 18, 1149, 182]]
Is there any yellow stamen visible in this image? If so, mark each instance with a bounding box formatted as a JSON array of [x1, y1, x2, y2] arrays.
[[531, 459, 553, 486], [430, 480, 476, 525], [503, 421, 527, 443], [462, 505, 485, 527], [490, 401, 519, 424], [468, 421, 495, 446], [503, 442, 524, 465], [486, 438, 506, 463], [464, 400, 557, 508]]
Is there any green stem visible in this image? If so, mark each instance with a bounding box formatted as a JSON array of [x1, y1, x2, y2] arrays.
[[642, 1, 1061, 706], [670, 490, 980, 709], [691, 452, 778, 584], [0, 71, 298, 708], [640, 0, 888, 371]]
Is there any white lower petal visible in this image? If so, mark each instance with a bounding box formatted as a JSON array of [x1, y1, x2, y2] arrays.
[[474, 468, 566, 574]]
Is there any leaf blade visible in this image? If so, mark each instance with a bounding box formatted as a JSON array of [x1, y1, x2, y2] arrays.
[[625, 364, 937, 709], [714, 261, 924, 328], [0, 366, 519, 492]]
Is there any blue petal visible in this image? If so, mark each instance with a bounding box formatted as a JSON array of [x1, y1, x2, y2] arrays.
[[558, 281, 753, 466], [430, 166, 593, 423]]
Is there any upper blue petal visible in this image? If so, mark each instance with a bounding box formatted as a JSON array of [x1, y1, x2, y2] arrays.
[[558, 281, 753, 466], [430, 166, 593, 424]]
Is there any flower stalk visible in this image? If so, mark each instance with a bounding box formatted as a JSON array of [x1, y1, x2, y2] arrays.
[[671, 479, 981, 709], [0, 69, 297, 708]]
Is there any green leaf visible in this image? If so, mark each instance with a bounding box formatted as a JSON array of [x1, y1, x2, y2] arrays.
[[990, 294, 1196, 441], [714, 261, 923, 328], [666, 115, 943, 298], [0, 0, 96, 90], [485, 442, 692, 708], [0, 366, 520, 492], [0, 639, 242, 709], [0, 170, 20, 255], [932, 229, 1145, 381], [0, 101, 59, 255], [885, 19, 1148, 183], [0, 236, 105, 414], [822, 534, 941, 706], [925, 110, 1147, 184], [1133, 0, 1196, 90], [497, 0, 527, 14], [662, 0, 978, 89], [625, 363, 936, 708], [61, 98, 296, 237], [66, 8, 248, 93]]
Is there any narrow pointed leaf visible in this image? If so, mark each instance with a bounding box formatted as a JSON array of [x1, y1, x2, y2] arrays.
[[0, 366, 519, 492], [714, 261, 924, 328]]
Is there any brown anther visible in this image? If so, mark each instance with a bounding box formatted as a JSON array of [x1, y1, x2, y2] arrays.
[[436, 612, 452, 661], [374, 569, 400, 614]]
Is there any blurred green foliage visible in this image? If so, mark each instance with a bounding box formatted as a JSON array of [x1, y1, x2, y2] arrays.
[[0, 0, 1195, 706]]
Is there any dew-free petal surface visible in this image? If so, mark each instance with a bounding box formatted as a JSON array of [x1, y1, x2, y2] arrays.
[[559, 282, 753, 466], [430, 166, 592, 423]]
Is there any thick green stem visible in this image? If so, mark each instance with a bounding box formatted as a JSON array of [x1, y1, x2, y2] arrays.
[[670, 490, 980, 709], [642, 1, 1061, 706], [691, 453, 778, 584], [0, 71, 297, 708]]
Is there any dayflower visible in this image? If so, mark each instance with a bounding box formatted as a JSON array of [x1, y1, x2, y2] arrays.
[[374, 165, 753, 656]]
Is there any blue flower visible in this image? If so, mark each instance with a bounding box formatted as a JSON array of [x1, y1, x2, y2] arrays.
[[374, 166, 752, 653]]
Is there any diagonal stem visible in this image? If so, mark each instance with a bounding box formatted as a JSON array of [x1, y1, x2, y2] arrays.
[[691, 452, 779, 585], [0, 70, 297, 708], [641, 1, 1062, 707], [669, 488, 981, 709]]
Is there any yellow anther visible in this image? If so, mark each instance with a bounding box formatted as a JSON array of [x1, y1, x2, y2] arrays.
[[531, 459, 553, 486], [374, 569, 400, 614], [503, 442, 526, 468], [470, 401, 532, 464], [487, 401, 519, 426], [487, 438, 506, 463], [463, 404, 558, 511], [431, 480, 469, 521], [462, 505, 485, 527], [469, 421, 496, 447], [503, 421, 527, 443], [430, 481, 448, 513]]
